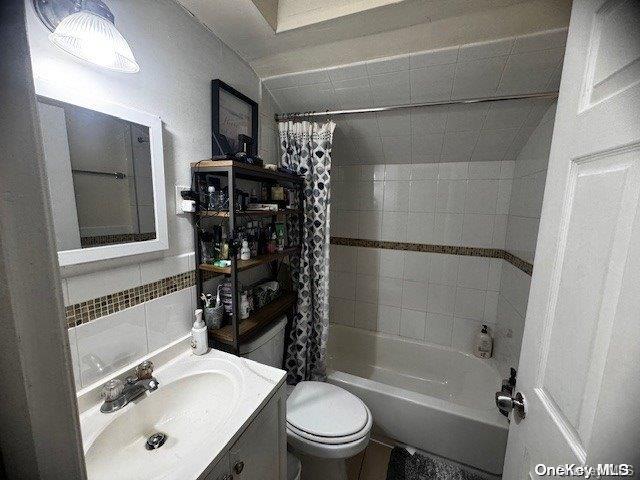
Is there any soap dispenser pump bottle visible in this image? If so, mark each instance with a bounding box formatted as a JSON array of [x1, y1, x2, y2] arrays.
[[474, 324, 493, 359], [192, 309, 208, 355]]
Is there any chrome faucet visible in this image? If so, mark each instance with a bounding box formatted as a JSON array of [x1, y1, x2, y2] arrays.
[[100, 360, 159, 413]]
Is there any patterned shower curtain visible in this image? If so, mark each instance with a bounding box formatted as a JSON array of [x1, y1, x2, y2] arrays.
[[278, 120, 335, 384]]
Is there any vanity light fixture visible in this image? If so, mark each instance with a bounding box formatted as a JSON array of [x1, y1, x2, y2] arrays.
[[34, 0, 140, 73]]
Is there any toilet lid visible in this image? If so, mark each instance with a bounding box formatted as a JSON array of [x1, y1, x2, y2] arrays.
[[286, 382, 368, 438]]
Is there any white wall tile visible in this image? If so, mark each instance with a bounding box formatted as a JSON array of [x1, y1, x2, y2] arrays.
[[441, 132, 478, 162], [464, 180, 498, 214], [383, 181, 410, 211], [67, 264, 142, 304], [330, 244, 357, 273], [378, 276, 403, 307], [358, 181, 384, 210], [400, 309, 426, 340], [358, 211, 383, 239], [359, 164, 386, 181], [513, 28, 567, 53], [429, 254, 459, 285], [487, 259, 503, 291], [354, 301, 378, 331], [76, 304, 147, 387], [381, 212, 407, 241], [496, 179, 513, 214], [356, 274, 379, 304], [378, 304, 401, 334], [411, 163, 439, 180], [438, 162, 469, 179], [370, 71, 410, 106], [366, 55, 410, 75], [427, 284, 456, 314], [457, 38, 514, 62], [500, 261, 531, 317], [468, 161, 501, 179], [454, 287, 486, 320], [356, 247, 380, 276], [403, 251, 430, 283], [330, 297, 355, 326], [445, 104, 489, 132], [484, 290, 499, 323], [462, 214, 495, 247], [452, 56, 508, 99], [436, 180, 467, 213], [327, 63, 368, 82], [406, 212, 436, 243], [385, 164, 412, 180], [411, 106, 447, 135], [457, 256, 490, 290], [409, 180, 438, 212], [410, 64, 455, 103], [402, 280, 428, 311], [409, 46, 458, 68], [433, 213, 464, 245], [379, 249, 405, 278], [145, 288, 193, 351], [492, 214, 508, 249], [412, 133, 444, 163], [377, 111, 411, 136], [330, 271, 356, 299], [426, 313, 454, 346], [140, 253, 190, 284]]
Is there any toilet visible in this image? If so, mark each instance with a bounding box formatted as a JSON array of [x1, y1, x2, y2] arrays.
[[240, 317, 372, 478], [286, 380, 372, 458]]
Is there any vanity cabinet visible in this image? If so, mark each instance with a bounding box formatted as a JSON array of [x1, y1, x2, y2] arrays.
[[202, 384, 287, 480]]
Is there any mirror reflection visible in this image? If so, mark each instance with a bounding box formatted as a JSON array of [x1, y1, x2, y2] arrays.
[[37, 97, 156, 250]]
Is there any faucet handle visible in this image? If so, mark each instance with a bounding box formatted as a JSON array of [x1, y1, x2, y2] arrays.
[[101, 378, 124, 402], [136, 360, 154, 380]]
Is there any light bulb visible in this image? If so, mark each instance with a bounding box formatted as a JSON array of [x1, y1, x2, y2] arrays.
[[49, 10, 139, 73]]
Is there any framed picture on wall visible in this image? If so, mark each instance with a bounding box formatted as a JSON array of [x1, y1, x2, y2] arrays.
[[211, 79, 258, 156]]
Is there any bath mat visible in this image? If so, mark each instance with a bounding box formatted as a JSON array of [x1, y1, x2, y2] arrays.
[[385, 447, 491, 480]]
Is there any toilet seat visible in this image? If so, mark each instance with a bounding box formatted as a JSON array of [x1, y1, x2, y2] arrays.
[[286, 381, 372, 459]]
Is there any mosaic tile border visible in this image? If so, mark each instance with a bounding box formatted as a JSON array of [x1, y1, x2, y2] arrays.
[[80, 232, 156, 248], [330, 237, 533, 276], [65, 239, 532, 329], [65, 271, 195, 328]]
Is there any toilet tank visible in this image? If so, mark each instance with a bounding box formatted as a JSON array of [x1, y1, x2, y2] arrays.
[[239, 316, 287, 369]]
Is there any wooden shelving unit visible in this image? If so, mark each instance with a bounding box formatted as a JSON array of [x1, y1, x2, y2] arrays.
[[191, 160, 303, 354], [209, 292, 297, 346], [198, 209, 297, 218], [199, 247, 299, 275]]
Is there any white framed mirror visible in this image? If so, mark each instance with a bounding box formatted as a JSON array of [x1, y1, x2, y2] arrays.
[[34, 78, 168, 266]]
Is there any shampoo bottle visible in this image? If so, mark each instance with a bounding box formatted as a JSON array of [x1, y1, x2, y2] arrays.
[[191, 309, 208, 355], [474, 324, 493, 359]]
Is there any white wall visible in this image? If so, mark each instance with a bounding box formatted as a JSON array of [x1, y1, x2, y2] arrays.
[[25, 0, 268, 390]]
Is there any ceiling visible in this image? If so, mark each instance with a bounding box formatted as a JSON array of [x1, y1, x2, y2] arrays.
[[263, 29, 565, 165], [176, 0, 572, 77]]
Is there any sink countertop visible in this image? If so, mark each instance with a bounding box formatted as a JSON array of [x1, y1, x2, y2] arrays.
[[78, 347, 286, 480]]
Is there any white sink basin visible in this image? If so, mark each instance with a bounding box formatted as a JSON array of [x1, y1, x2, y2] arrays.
[[80, 354, 246, 480]]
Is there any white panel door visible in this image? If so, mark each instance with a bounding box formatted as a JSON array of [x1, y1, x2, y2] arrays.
[[503, 0, 640, 477]]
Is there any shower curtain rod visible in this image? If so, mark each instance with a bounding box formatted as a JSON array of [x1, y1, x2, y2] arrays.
[[274, 91, 558, 122]]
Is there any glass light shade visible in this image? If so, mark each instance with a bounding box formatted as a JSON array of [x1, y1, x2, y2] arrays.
[[49, 11, 139, 73]]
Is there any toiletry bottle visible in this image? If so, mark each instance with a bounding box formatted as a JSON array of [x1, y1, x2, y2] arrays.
[[207, 186, 216, 210], [474, 324, 493, 359], [241, 240, 251, 260], [191, 309, 208, 355]]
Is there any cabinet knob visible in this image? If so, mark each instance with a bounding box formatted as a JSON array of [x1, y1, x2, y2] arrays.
[[233, 461, 244, 474]]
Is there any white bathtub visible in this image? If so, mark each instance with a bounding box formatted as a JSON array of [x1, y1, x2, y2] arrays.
[[327, 324, 508, 475]]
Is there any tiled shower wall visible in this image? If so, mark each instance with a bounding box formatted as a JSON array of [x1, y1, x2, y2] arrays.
[[493, 103, 556, 371], [329, 104, 557, 362], [332, 160, 513, 248]]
